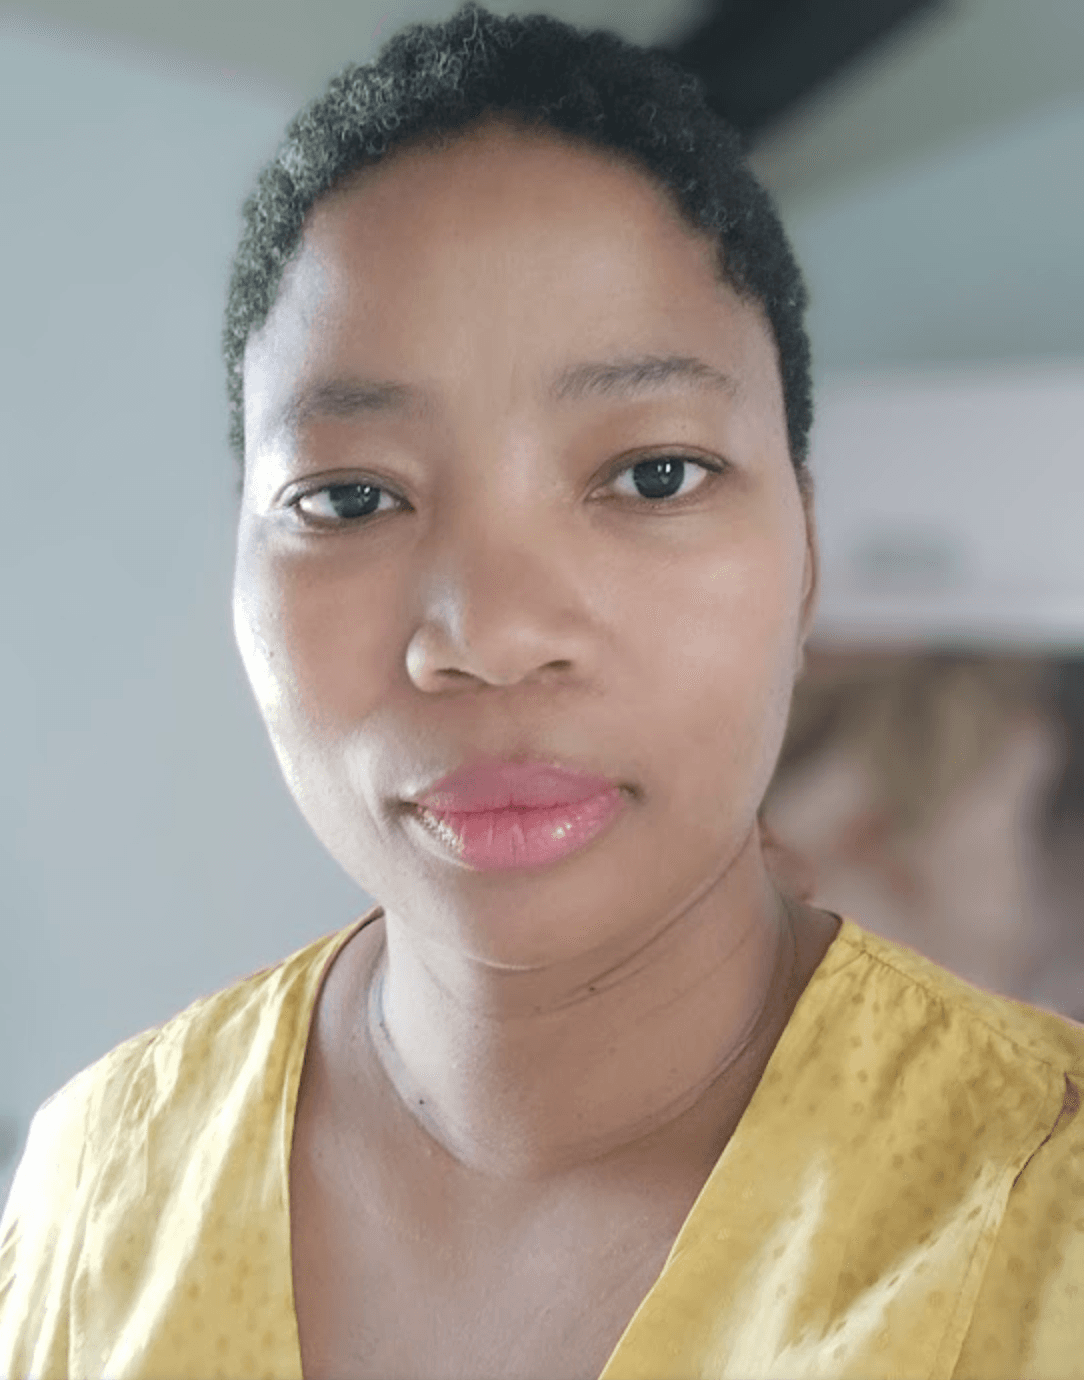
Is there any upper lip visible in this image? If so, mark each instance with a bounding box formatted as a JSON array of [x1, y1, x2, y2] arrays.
[[411, 759, 621, 813]]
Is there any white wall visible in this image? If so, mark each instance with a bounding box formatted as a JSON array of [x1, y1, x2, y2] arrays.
[[809, 363, 1084, 649], [777, 90, 1084, 649], [783, 96, 1084, 371], [0, 23, 368, 1206]]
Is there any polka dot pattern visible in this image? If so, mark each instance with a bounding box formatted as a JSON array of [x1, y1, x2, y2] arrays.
[[0, 917, 368, 1380], [598, 924, 1084, 1379], [2, 915, 1082, 1379]]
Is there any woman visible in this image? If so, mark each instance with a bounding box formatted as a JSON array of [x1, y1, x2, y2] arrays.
[[2, 7, 1081, 1378]]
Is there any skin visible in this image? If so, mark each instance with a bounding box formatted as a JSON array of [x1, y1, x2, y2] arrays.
[[235, 119, 839, 1375]]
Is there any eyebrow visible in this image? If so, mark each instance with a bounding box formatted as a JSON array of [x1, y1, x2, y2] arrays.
[[279, 352, 737, 432], [549, 353, 738, 403], [280, 377, 423, 431]]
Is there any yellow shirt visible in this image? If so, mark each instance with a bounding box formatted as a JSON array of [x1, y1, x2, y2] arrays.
[[2, 911, 1082, 1380]]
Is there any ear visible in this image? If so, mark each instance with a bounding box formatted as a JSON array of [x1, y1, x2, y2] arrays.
[[795, 466, 820, 668]]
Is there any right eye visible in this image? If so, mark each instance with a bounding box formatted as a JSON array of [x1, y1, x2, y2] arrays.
[[291, 481, 402, 526]]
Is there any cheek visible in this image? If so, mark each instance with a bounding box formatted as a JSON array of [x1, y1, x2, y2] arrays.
[[626, 526, 802, 792], [233, 528, 410, 892], [233, 528, 402, 744]]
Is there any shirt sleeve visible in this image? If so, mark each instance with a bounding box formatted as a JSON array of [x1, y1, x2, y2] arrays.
[[0, 1079, 93, 1379], [0, 1029, 156, 1380], [952, 1074, 1084, 1380]]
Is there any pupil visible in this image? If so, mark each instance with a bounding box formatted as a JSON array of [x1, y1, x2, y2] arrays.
[[632, 458, 685, 500], [328, 483, 381, 519]]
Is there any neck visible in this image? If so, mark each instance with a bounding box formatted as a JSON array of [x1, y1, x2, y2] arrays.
[[364, 836, 807, 1182]]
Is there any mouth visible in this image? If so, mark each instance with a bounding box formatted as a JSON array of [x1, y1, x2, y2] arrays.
[[404, 759, 629, 872]]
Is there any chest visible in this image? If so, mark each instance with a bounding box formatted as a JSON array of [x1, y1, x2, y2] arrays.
[[290, 1154, 681, 1380]]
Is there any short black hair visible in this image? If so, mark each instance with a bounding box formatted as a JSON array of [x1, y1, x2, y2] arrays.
[[223, 3, 812, 473]]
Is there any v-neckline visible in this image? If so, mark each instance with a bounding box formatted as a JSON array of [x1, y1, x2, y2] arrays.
[[594, 918, 858, 1376], [277, 906, 855, 1380]]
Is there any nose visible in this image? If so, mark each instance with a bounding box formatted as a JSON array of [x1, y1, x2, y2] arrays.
[[404, 525, 592, 693]]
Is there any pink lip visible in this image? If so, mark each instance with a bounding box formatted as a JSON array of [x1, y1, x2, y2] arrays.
[[415, 760, 617, 812], [408, 760, 627, 871]]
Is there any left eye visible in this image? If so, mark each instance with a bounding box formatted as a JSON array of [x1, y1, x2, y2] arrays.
[[292, 481, 401, 524], [609, 456, 715, 502]]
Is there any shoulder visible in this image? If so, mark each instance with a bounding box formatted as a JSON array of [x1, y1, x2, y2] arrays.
[[0, 913, 375, 1367], [15, 915, 367, 1185], [832, 920, 1084, 1375], [782, 919, 1084, 1376], [827, 917, 1084, 1081]]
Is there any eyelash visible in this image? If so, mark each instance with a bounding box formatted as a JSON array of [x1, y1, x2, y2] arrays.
[[287, 454, 724, 528], [606, 454, 723, 504]]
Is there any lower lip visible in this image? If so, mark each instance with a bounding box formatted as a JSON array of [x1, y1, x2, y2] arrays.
[[410, 788, 626, 871]]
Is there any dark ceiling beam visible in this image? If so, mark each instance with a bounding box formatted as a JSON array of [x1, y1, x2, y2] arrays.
[[667, 0, 949, 142]]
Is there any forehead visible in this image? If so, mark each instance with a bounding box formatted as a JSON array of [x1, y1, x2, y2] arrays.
[[243, 123, 781, 445], [310, 120, 711, 268]]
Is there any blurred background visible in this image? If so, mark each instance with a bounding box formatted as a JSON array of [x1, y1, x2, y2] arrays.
[[3, 0, 1083, 1202]]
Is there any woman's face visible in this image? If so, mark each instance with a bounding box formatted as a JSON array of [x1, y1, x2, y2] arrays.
[[235, 122, 817, 969]]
